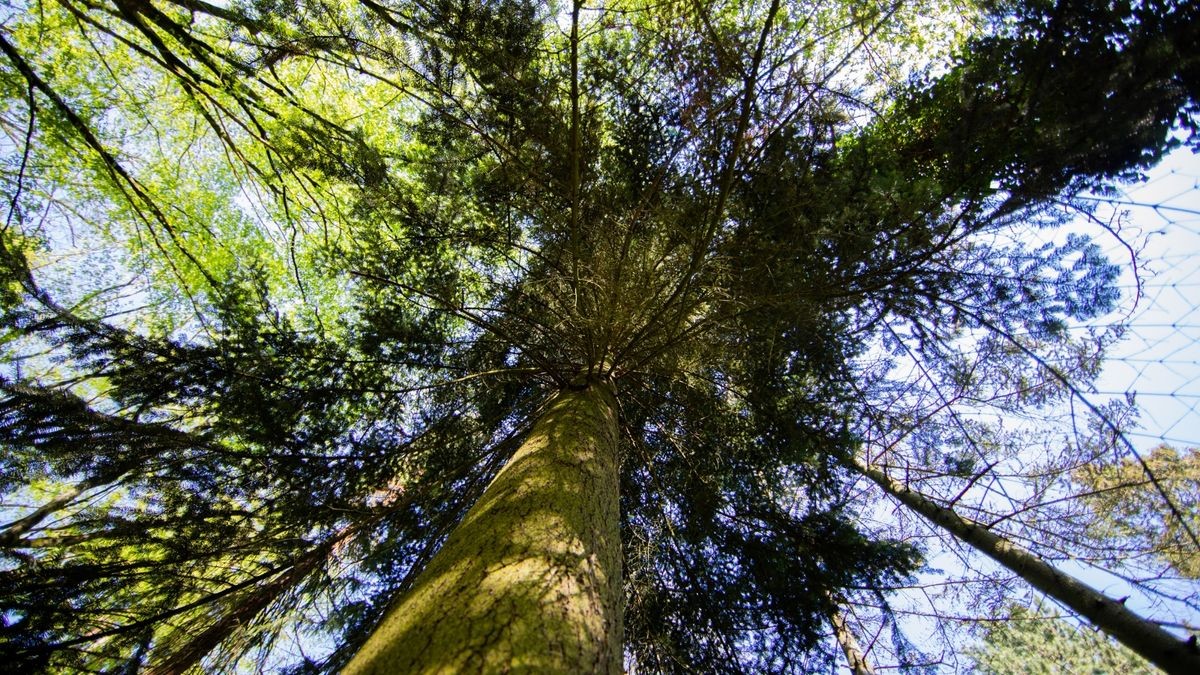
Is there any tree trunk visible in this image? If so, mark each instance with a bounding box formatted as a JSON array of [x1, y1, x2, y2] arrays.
[[852, 457, 1200, 674], [827, 599, 874, 675], [343, 377, 624, 674], [0, 474, 111, 546]]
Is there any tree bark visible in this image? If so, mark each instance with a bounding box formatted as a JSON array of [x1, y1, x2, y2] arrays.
[[343, 377, 624, 674], [852, 457, 1200, 674], [827, 599, 874, 675]]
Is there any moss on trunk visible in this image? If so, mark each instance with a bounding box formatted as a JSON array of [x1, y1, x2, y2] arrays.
[[343, 377, 623, 674]]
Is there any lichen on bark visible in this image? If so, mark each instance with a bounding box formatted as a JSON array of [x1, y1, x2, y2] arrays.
[[343, 377, 623, 674]]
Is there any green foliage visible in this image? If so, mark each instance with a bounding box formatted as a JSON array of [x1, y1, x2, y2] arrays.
[[969, 600, 1157, 675], [1074, 445, 1200, 578], [0, 0, 1193, 672]]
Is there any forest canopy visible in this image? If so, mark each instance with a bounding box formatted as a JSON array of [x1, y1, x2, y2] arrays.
[[0, 0, 1197, 672]]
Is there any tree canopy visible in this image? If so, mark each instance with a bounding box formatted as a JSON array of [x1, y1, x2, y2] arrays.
[[969, 599, 1156, 675], [0, 0, 1197, 672], [1073, 445, 1200, 579]]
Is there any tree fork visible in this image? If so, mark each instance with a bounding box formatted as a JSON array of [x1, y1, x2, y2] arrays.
[[852, 457, 1200, 674], [343, 375, 623, 674]]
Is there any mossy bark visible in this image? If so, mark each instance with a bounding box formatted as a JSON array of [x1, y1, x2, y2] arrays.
[[343, 378, 623, 674]]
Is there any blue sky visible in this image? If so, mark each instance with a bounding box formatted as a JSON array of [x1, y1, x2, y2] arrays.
[[1092, 146, 1200, 451]]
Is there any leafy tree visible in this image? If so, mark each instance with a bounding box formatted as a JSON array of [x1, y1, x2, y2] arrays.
[[0, 0, 1196, 672], [969, 600, 1156, 675], [1074, 445, 1200, 579]]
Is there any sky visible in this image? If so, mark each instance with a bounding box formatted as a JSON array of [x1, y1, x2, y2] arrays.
[[1090, 146, 1200, 451], [859, 144, 1200, 670]]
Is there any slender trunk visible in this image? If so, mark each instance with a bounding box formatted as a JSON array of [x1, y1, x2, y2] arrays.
[[145, 543, 329, 675], [149, 493, 423, 674], [827, 599, 874, 675], [0, 474, 112, 546], [343, 378, 624, 674], [8, 533, 98, 548], [852, 457, 1200, 674]]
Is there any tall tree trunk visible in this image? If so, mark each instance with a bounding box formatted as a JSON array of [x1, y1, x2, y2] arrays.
[[343, 377, 624, 674], [826, 597, 874, 675], [852, 457, 1200, 674]]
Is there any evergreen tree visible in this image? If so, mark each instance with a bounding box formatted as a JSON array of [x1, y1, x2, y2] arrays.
[[969, 600, 1157, 675], [0, 0, 1196, 672], [1074, 445, 1200, 579]]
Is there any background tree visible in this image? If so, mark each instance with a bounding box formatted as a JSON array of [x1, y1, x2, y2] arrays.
[[1074, 445, 1200, 578], [969, 599, 1156, 675]]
